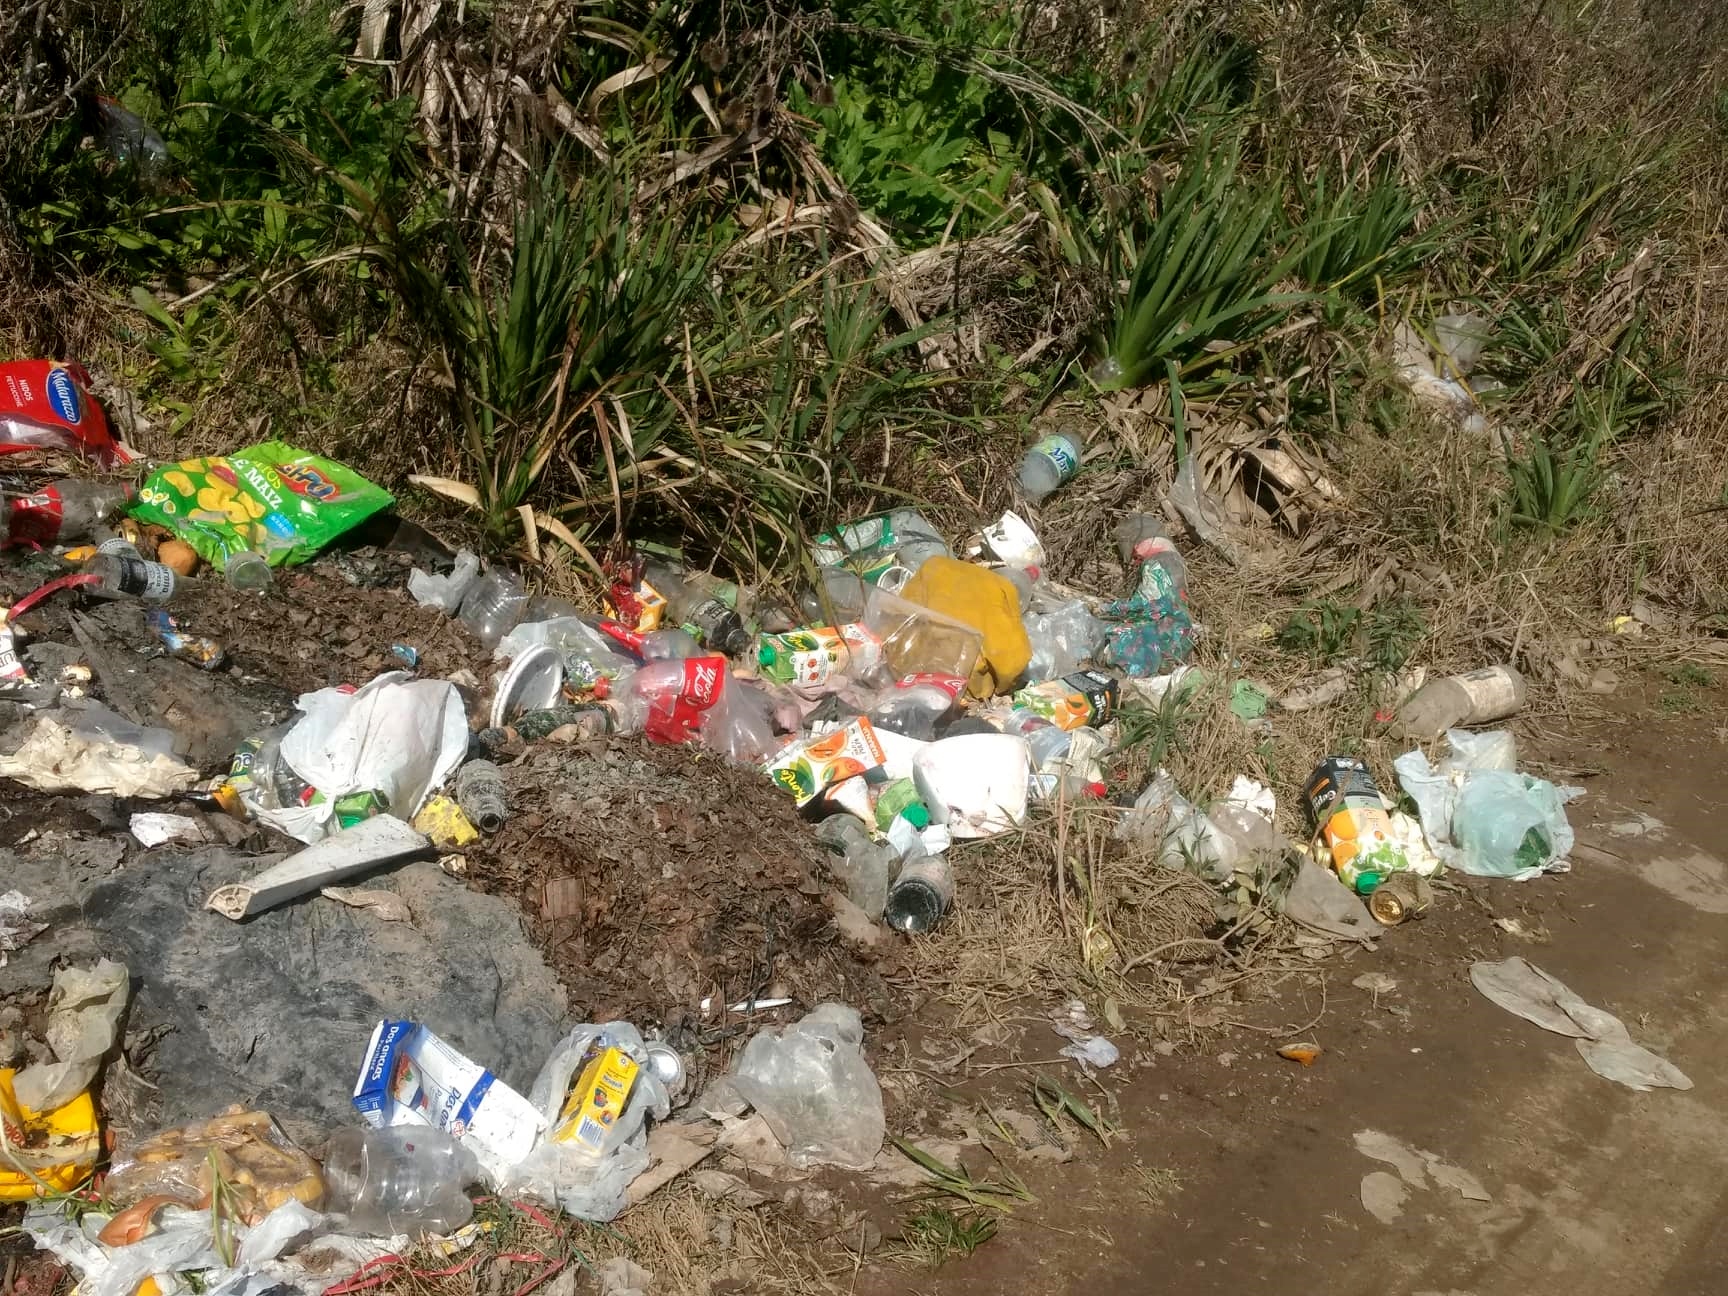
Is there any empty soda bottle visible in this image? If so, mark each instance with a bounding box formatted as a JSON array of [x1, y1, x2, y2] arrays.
[[3, 479, 133, 548], [322, 1126, 479, 1238]]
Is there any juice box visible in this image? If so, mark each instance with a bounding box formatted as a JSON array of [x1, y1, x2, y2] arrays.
[[765, 717, 887, 805], [554, 1044, 640, 1157], [1010, 670, 1119, 731]]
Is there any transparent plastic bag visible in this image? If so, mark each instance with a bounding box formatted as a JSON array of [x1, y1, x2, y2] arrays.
[[1113, 771, 1237, 884], [504, 1024, 669, 1223], [1453, 771, 1576, 878], [104, 1108, 324, 1220], [727, 1004, 884, 1169], [1023, 599, 1102, 683]]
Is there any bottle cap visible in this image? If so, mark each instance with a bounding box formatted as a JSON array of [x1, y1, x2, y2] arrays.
[[900, 800, 930, 830], [1353, 871, 1384, 896]]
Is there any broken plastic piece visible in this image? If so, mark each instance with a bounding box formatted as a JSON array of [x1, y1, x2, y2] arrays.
[[205, 815, 430, 920]]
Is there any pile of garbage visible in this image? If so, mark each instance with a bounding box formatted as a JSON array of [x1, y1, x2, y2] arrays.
[[0, 360, 1586, 1293]]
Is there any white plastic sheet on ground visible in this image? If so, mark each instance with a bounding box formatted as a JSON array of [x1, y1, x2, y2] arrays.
[[1471, 956, 1691, 1091], [262, 672, 468, 843]]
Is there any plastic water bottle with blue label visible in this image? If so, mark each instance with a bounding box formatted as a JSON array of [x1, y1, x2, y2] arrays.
[[1018, 432, 1082, 502]]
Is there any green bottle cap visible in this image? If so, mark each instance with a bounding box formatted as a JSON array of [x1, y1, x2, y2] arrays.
[[901, 800, 930, 830], [1353, 871, 1384, 896]]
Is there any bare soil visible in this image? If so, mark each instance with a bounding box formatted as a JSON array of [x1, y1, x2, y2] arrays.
[[839, 682, 1728, 1295]]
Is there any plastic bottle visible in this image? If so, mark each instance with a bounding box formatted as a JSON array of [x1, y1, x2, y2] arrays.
[[458, 569, 529, 649], [1394, 666, 1526, 741], [642, 559, 752, 657], [321, 1126, 479, 1239], [1115, 513, 1187, 604], [1018, 432, 1083, 502], [86, 551, 177, 602], [225, 550, 273, 592], [884, 844, 954, 934], [454, 760, 508, 833], [240, 734, 313, 813], [815, 815, 896, 920], [797, 567, 871, 625], [2, 479, 132, 547]]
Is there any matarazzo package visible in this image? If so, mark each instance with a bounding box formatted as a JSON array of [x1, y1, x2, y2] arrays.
[[353, 1020, 543, 1184]]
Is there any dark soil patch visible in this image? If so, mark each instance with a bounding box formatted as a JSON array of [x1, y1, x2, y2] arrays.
[[468, 737, 902, 1061]]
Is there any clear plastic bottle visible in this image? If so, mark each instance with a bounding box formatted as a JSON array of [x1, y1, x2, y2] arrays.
[[457, 569, 529, 649], [321, 1126, 479, 1239], [2, 479, 132, 547], [86, 551, 177, 602], [797, 567, 871, 625], [225, 550, 273, 592], [642, 559, 752, 656], [1018, 432, 1082, 502], [815, 815, 896, 920]]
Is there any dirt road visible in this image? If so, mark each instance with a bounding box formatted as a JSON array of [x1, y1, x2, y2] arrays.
[[867, 697, 1728, 1295]]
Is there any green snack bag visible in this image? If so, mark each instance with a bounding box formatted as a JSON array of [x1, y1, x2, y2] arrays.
[[130, 440, 394, 567]]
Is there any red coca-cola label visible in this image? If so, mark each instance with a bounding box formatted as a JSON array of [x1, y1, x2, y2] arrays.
[[896, 672, 967, 698], [5, 486, 65, 548], [644, 655, 726, 744]]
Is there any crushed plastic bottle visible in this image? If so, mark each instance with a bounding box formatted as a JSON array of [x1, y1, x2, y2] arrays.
[[1096, 515, 1196, 677], [458, 569, 529, 649], [322, 1126, 480, 1239], [640, 559, 752, 656], [815, 815, 896, 920], [2, 479, 133, 548]]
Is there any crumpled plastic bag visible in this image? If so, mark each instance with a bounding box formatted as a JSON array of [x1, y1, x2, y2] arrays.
[[261, 672, 468, 843], [408, 548, 480, 613], [13, 958, 128, 1112], [26, 1197, 388, 1296], [1022, 599, 1102, 682], [0, 706, 196, 798], [1113, 770, 1236, 884], [1394, 730, 1580, 879], [725, 1004, 884, 1169], [1282, 859, 1379, 941], [900, 557, 1031, 697], [504, 1023, 670, 1222]]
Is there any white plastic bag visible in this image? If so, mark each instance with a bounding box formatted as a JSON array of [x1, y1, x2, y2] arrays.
[[727, 1004, 884, 1170], [13, 958, 128, 1111], [1394, 731, 1580, 880], [408, 549, 480, 613], [504, 1023, 670, 1222], [264, 672, 469, 843]]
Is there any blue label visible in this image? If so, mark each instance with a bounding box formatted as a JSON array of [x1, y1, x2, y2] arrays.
[[45, 367, 82, 424]]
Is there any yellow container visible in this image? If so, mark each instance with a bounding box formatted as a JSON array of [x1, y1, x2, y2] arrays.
[[0, 1068, 99, 1200], [553, 1045, 639, 1158]]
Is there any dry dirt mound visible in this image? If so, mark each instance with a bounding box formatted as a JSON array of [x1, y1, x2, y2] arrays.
[[469, 738, 901, 1058]]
